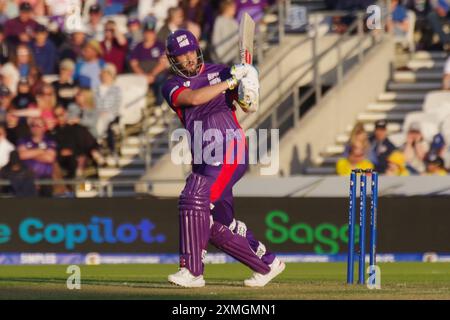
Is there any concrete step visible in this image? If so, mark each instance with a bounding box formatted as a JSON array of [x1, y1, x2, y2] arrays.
[[99, 168, 145, 178], [148, 126, 167, 136], [321, 145, 345, 157], [367, 102, 422, 112], [357, 112, 405, 122], [407, 60, 445, 69], [393, 71, 442, 82], [387, 82, 442, 91], [412, 51, 447, 60], [120, 146, 141, 156], [362, 122, 402, 133], [377, 92, 425, 102], [105, 156, 145, 168]]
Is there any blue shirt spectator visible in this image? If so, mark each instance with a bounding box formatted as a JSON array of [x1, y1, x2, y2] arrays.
[[30, 25, 58, 75], [74, 40, 105, 89]]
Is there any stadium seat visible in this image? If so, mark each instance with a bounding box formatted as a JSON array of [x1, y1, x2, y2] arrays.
[[115, 74, 148, 130]]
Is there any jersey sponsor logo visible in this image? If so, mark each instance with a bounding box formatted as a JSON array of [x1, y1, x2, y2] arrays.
[[176, 35, 190, 47], [183, 81, 191, 87], [207, 72, 220, 85], [151, 47, 161, 58]]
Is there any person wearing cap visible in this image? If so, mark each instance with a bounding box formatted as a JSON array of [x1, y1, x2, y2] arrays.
[[369, 120, 397, 173], [30, 24, 58, 75], [424, 152, 447, 176], [74, 39, 105, 89], [52, 59, 79, 108], [402, 122, 430, 174], [129, 17, 167, 105], [94, 62, 121, 154], [385, 150, 409, 176], [126, 17, 143, 52], [4, 1, 39, 45], [86, 4, 104, 42], [101, 20, 127, 74]]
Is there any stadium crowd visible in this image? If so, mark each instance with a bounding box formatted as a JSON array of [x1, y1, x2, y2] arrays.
[[0, 0, 278, 197]]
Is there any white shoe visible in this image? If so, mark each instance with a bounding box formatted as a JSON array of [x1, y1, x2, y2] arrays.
[[168, 268, 205, 288], [244, 258, 285, 287]]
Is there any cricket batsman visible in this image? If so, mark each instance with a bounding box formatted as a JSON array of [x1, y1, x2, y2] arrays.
[[162, 30, 285, 288]]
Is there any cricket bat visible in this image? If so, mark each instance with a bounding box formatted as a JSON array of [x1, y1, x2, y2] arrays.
[[239, 13, 255, 64]]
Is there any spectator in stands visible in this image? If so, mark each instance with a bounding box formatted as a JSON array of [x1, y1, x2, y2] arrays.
[[344, 123, 375, 161], [385, 150, 409, 176], [17, 117, 56, 197], [27, 65, 45, 95], [443, 54, 450, 89], [129, 19, 167, 105], [14, 83, 58, 130], [336, 142, 374, 176], [0, 124, 14, 168], [181, 0, 206, 38], [94, 63, 121, 154], [405, 0, 433, 49], [68, 88, 98, 138], [388, 0, 410, 38], [5, 111, 30, 145], [0, 1, 9, 25], [30, 24, 58, 75], [126, 17, 143, 52], [212, 0, 239, 64], [52, 59, 79, 108], [52, 105, 104, 179], [3, 1, 39, 45], [12, 78, 35, 110], [0, 25, 13, 65], [86, 4, 104, 42], [59, 25, 88, 62], [158, 7, 200, 44], [74, 40, 105, 89], [402, 122, 429, 174], [1, 44, 36, 95], [424, 152, 447, 175], [369, 120, 397, 173], [427, 0, 450, 50], [0, 150, 37, 197], [101, 20, 128, 74], [0, 84, 12, 123]]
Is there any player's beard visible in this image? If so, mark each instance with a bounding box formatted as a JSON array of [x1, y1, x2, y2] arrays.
[[168, 49, 204, 78]]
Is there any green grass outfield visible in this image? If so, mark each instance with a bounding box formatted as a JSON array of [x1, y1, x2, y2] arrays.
[[0, 263, 449, 299]]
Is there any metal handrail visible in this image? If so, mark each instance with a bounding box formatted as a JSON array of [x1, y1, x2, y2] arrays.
[[248, 0, 391, 135]]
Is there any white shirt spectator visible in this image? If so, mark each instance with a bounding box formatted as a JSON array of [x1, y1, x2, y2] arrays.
[[445, 56, 450, 74], [443, 56, 450, 89], [0, 136, 14, 168]]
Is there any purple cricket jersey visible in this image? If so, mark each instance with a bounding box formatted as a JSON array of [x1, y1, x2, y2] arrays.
[[162, 63, 243, 161], [17, 137, 56, 179]]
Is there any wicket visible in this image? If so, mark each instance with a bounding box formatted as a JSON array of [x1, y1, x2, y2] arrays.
[[347, 169, 378, 285]]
